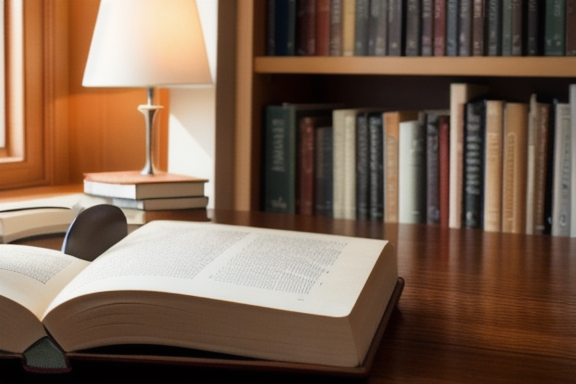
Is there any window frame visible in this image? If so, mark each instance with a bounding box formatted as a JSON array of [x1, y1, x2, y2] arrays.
[[0, 0, 67, 190]]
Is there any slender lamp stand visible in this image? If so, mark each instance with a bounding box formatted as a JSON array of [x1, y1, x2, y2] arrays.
[[138, 87, 163, 175]]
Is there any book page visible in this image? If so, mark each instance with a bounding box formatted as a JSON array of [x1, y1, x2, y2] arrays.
[[0, 245, 90, 318], [46, 221, 388, 318]]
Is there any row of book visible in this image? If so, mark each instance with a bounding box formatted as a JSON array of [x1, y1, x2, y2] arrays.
[[262, 84, 576, 237], [267, 0, 575, 57]]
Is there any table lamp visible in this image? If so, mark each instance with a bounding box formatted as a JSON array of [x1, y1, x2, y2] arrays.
[[83, 0, 212, 176]]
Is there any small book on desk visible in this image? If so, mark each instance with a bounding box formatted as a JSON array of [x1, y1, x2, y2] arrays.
[[83, 171, 207, 200], [0, 220, 402, 376]]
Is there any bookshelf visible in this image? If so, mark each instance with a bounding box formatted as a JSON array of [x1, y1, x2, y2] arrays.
[[221, 0, 576, 221]]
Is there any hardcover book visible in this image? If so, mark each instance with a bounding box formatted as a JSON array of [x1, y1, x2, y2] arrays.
[[483, 99, 504, 233], [398, 119, 426, 224], [551, 102, 571, 237], [434, 0, 447, 55], [0, 220, 401, 373]]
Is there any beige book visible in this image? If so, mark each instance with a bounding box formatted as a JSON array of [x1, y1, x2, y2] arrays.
[[483, 100, 504, 233], [449, 83, 488, 229], [551, 102, 571, 237], [0, 220, 398, 368], [383, 110, 419, 223], [501, 102, 528, 234]]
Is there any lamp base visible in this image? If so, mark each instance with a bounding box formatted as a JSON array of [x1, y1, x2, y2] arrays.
[[138, 104, 163, 175]]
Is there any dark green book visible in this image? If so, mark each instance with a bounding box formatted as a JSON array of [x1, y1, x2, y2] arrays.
[[544, 0, 566, 56], [487, 0, 503, 55]]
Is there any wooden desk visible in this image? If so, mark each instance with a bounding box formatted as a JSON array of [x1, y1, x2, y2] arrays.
[[2, 209, 576, 383]]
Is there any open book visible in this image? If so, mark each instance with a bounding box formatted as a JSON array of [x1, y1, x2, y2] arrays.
[[0, 221, 399, 373]]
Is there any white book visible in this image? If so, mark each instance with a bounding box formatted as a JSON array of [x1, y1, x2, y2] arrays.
[[398, 119, 426, 224], [552, 102, 571, 237], [570, 84, 576, 237], [0, 220, 398, 368]]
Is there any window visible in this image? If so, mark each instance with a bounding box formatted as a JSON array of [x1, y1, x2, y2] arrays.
[[0, 0, 61, 189]]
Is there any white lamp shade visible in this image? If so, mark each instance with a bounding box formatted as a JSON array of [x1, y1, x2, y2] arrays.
[[83, 0, 212, 88]]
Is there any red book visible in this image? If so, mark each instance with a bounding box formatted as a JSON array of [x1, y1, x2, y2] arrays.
[[316, 0, 331, 55], [438, 115, 450, 227], [434, 0, 447, 56]]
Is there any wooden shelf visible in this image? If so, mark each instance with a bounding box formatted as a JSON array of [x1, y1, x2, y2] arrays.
[[254, 56, 576, 77]]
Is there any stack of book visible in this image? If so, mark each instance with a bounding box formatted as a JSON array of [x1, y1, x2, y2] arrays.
[[83, 171, 209, 211]]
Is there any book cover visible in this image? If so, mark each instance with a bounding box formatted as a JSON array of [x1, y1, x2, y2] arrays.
[[426, 112, 442, 224], [510, 0, 524, 55], [330, 0, 343, 55], [315, 126, 334, 217], [525, 94, 551, 235], [268, 0, 297, 56], [438, 115, 451, 227], [486, 0, 503, 55], [368, 0, 389, 56], [472, 0, 485, 55], [388, 0, 405, 56], [299, 116, 332, 215], [356, 112, 371, 219], [383, 110, 420, 223], [501, 0, 513, 55], [398, 119, 426, 224], [551, 102, 571, 236], [483, 100, 504, 233], [316, 0, 332, 55], [462, 100, 486, 229], [405, 0, 422, 56], [354, 0, 370, 55], [544, 0, 566, 56], [296, 0, 317, 56], [567, 0, 576, 55], [368, 112, 385, 220], [501, 102, 528, 234], [458, 0, 473, 56], [342, 0, 356, 56], [434, 0, 448, 55], [449, 83, 488, 229], [446, 0, 460, 56], [526, 0, 544, 55], [421, 0, 434, 56]]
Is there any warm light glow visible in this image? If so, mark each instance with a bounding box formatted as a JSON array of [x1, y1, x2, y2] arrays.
[[83, 0, 212, 88]]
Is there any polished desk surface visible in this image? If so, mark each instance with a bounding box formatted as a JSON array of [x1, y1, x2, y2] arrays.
[[2, 209, 576, 383]]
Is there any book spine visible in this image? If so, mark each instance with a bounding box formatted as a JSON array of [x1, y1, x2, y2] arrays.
[[483, 100, 504, 232], [421, 0, 434, 56], [263, 106, 296, 213], [297, 0, 317, 56], [316, 0, 332, 55], [458, 0, 473, 56], [438, 115, 451, 227], [315, 126, 334, 216], [566, 0, 576, 55], [271, 0, 298, 56], [267, 0, 276, 55], [384, 112, 400, 222], [471, 0, 485, 55], [446, 0, 460, 56], [405, 0, 422, 56], [510, 0, 523, 56], [543, 100, 558, 235], [426, 113, 441, 224], [501, 0, 513, 55], [343, 112, 357, 219], [532, 102, 550, 235], [369, 0, 389, 56], [388, 0, 405, 56], [299, 117, 316, 215], [342, 0, 356, 56], [526, 0, 542, 56], [398, 120, 426, 224], [569, 84, 576, 237], [462, 100, 486, 229], [486, 0, 502, 55], [551, 102, 571, 236], [354, 0, 370, 55], [330, 0, 343, 55], [434, 0, 447, 55], [544, 0, 566, 56], [501, 102, 528, 234], [356, 113, 370, 219], [368, 113, 385, 220], [332, 110, 346, 218]]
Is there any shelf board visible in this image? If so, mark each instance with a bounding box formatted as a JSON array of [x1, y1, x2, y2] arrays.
[[254, 56, 576, 77]]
